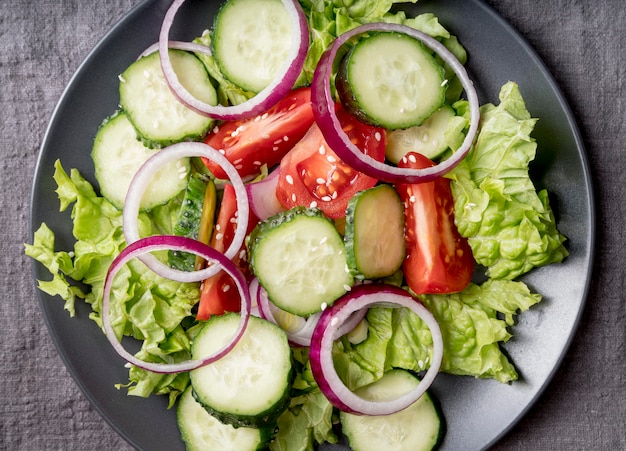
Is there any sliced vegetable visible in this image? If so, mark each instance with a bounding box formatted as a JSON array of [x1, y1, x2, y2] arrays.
[[336, 31, 446, 130], [91, 112, 190, 210], [344, 184, 405, 280], [119, 49, 216, 147], [213, 0, 294, 93], [341, 370, 443, 451], [397, 152, 474, 294], [197, 183, 259, 321], [203, 87, 315, 179], [122, 142, 249, 283], [190, 313, 294, 428], [311, 22, 480, 184], [248, 207, 353, 316], [159, 0, 309, 120], [275, 105, 386, 219], [246, 168, 286, 220], [101, 235, 251, 374], [309, 283, 443, 415], [386, 104, 457, 164], [177, 386, 273, 451], [168, 173, 209, 271]]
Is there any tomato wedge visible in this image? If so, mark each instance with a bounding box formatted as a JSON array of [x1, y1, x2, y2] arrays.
[[396, 152, 474, 294], [203, 87, 315, 179], [197, 184, 258, 320], [276, 105, 386, 219]]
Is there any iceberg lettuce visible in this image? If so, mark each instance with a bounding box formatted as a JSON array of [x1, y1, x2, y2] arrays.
[[449, 82, 568, 279], [25, 161, 198, 406]]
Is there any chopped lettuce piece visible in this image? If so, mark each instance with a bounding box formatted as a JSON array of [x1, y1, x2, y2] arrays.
[[333, 281, 541, 386], [25, 160, 198, 402], [449, 82, 568, 279]]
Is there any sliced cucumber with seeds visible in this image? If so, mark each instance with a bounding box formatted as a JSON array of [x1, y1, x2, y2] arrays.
[[91, 112, 190, 210], [249, 207, 354, 316], [177, 387, 273, 451], [119, 49, 216, 148], [341, 370, 444, 451], [190, 314, 293, 429], [213, 0, 293, 93], [344, 184, 405, 280], [386, 104, 456, 164], [337, 31, 446, 130], [168, 173, 210, 271]]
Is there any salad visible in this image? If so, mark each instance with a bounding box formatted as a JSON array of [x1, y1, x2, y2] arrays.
[[25, 0, 569, 450]]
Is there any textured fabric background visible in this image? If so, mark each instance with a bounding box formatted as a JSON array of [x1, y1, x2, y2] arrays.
[[2, 0, 623, 450]]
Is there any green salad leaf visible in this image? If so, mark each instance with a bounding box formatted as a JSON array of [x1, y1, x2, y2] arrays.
[[333, 280, 541, 386], [25, 161, 198, 406], [449, 82, 568, 279]]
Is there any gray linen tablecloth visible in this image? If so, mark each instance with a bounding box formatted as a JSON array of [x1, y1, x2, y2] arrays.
[[1, 0, 624, 449]]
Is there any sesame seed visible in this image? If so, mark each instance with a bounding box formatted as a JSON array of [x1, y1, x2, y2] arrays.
[[321, 302, 328, 311], [178, 172, 187, 179], [261, 113, 268, 119], [215, 233, 224, 241], [321, 195, 332, 202], [118, 74, 126, 83], [326, 155, 336, 163], [316, 177, 325, 184], [254, 161, 262, 166], [222, 284, 231, 292], [343, 284, 352, 291], [408, 154, 417, 163], [310, 201, 318, 208], [286, 175, 294, 185], [319, 236, 328, 244], [409, 195, 416, 203], [318, 145, 326, 155], [330, 317, 339, 327], [441, 79, 449, 87], [291, 193, 296, 202], [374, 131, 381, 141], [274, 139, 283, 145], [283, 136, 289, 141]]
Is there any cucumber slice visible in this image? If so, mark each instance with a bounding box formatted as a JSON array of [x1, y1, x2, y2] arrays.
[[341, 370, 444, 451], [190, 314, 293, 428], [344, 185, 405, 280], [385, 104, 456, 163], [213, 0, 292, 93], [119, 49, 216, 147], [177, 387, 272, 451], [337, 32, 446, 130], [249, 207, 354, 316], [91, 112, 190, 210], [168, 173, 210, 271]]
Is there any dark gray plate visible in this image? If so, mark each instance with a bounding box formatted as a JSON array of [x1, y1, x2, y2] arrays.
[[30, 0, 594, 449]]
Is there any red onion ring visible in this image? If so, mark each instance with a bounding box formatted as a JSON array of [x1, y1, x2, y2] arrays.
[[311, 23, 480, 184], [138, 40, 212, 59], [101, 235, 251, 373], [122, 142, 249, 284], [309, 284, 444, 415], [159, 0, 309, 120]]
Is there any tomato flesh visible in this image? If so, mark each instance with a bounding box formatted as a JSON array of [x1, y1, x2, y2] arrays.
[[396, 152, 474, 294], [197, 184, 258, 320], [276, 106, 386, 218], [203, 87, 315, 179]]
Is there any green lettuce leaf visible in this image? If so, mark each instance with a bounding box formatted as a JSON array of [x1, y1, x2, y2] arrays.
[[333, 280, 541, 386], [448, 82, 568, 279], [25, 160, 198, 402]]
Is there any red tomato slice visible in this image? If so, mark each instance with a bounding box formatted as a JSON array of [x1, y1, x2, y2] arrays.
[[275, 106, 386, 219], [396, 152, 474, 294], [203, 87, 315, 179], [197, 184, 258, 320]]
